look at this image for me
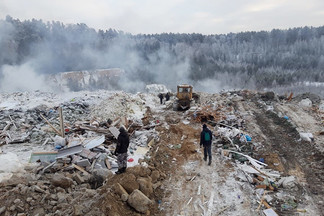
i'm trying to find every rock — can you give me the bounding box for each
[299,98,312,108]
[88,169,112,189]
[153,182,162,190]
[73,173,84,184]
[121,194,128,202]
[33,185,46,193]
[16,205,24,213]
[0,206,6,214]
[33,207,46,216]
[127,165,151,177]
[113,183,129,201]
[127,189,153,213]
[150,170,160,183]
[300,132,314,142]
[119,174,139,194]
[14,199,21,204]
[51,173,73,189]
[26,197,33,203]
[92,169,113,180]
[278,176,296,188]
[9,205,15,211]
[57,192,68,203]
[319,102,324,111]
[73,205,84,216]
[137,177,153,197]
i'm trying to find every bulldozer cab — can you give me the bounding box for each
[177,84,192,100]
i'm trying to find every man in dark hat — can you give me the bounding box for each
[200,124,213,165]
[114,126,129,174]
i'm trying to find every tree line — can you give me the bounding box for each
[0,15,323,90]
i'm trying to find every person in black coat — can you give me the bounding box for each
[114,126,129,174]
[165,92,170,101]
[158,93,163,104]
[200,124,213,165]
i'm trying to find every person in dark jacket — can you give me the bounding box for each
[158,93,163,104]
[165,92,170,101]
[114,126,129,174]
[200,124,213,165]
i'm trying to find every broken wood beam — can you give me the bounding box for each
[72,164,90,175]
[58,107,65,138]
[105,158,111,170]
[40,114,62,136]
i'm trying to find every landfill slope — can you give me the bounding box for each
[0,89,323,216]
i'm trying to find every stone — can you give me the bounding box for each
[150,170,160,183]
[121,194,128,202]
[33,185,45,193]
[73,173,84,184]
[137,177,153,197]
[14,199,21,204]
[299,98,312,108]
[51,173,73,189]
[16,205,24,213]
[127,189,153,213]
[73,205,84,216]
[113,183,129,201]
[26,197,33,203]
[0,206,6,214]
[278,176,296,188]
[119,174,139,194]
[127,165,151,177]
[32,207,46,216]
[92,169,113,180]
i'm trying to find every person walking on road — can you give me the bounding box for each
[200,124,213,165]
[114,126,129,174]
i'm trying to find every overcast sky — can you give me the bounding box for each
[1,0,324,34]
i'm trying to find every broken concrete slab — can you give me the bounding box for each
[84,135,105,150]
[57,145,83,159]
[263,208,278,216]
[51,173,74,189]
[76,159,91,167]
[109,127,120,139]
[300,132,314,142]
[127,189,153,213]
[73,173,84,184]
[79,148,97,160]
[29,152,57,163]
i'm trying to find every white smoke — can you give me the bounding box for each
[0,63,52,92]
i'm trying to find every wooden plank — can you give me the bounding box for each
[40,114,62,136]
[72,163,90,175]
[90,158,97,172]
[255,185,267,189]
[58,107,65,138]
[256,190,267,211]
[262,200,271,209]
[105,159,111,170]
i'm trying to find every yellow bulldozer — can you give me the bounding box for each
[173,84,199,110]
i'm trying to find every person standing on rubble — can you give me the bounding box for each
[114,126,129,174]
[200,124,213,165]
[158,93,163,104]
[165,92,170,101]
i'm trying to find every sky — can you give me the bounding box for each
[1,0,324,35]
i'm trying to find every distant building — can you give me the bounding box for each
[48,68,124,91]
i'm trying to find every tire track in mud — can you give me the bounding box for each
[253,108,324,212]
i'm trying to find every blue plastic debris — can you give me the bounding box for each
[259,158,265,163]
[284,116,289,120]
[55,145,62,150]
[245,135,252,142]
